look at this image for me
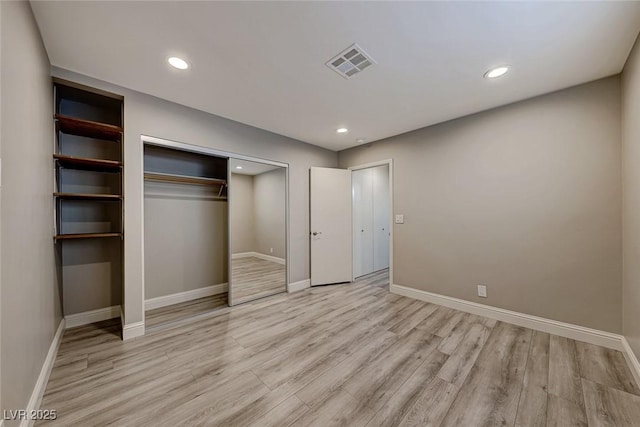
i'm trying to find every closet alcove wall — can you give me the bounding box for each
[143,144,229,319]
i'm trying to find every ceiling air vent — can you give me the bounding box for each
[326,43,376,79]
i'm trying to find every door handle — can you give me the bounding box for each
[312,231,322,236]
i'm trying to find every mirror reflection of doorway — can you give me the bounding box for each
[229,159,287,305]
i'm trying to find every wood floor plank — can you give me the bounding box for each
[575,341,640,396]
[439,322,531,427]
[342,327,442,412]
[581,377,640,426]
[365,351,449,426]
[548,335,586,409]
[396,377,459,427]
[436,321,494,386]
[546,394,588,427]
[289,388,376,427]
[296,331,399,407]
[514,330,550,427]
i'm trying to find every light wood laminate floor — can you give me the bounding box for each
[232,256,286,303]
[39,269,640,426]
[145,293,228,329]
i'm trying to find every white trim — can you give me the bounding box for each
[144,283,228,311]
[21,319,65,427]
[232,251,285,265]
[232,251,286,265]
[123,321,145,341]
[390,284,624,351]
[288,279,310,293]
[622,337,640,388]
[64,306,121,329]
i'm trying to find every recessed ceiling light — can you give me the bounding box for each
[356,138,366,144]
[235,166,243,170]
[484,66,509,79]
[337,128,349,134]
[168,56,189,70]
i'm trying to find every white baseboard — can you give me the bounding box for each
[21,319,65,427]
[622,337,640,389]
[65,305,121,329]
[390,284,624,351]
[232,251,285,265]
[288,279,310,293]
[122,321,145,341]
[144,283,228,311]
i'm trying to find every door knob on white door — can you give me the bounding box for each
[312,231,322,236]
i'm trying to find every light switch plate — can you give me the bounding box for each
[395,214,404,224]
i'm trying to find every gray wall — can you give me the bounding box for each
[253,168,286,259]
[622,36,640,360]
[230,174,256,254]
[144,183,228,300]
[51,67,338,328]
[1,0,62,419]
[339,77,622,333]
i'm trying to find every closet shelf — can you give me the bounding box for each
[54,232,122,240]
[144,172,227,187]
[54,192,123,200]
[55,114,122,141]
[54,154,122,172]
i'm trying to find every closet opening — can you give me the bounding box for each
[141,136,290,331]
[143,144,229,329]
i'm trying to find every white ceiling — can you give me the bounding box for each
[31,1,640,151]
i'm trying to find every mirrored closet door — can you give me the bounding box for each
[228,159,287,305]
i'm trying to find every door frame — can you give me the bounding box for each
[348,159,394,288]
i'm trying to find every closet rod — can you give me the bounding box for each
[144,171,226,187]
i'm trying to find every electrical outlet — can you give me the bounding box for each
[477,285,487,298]
[395,214,404,224]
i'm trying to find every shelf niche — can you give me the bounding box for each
[53,78,125,327]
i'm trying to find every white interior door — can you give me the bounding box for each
[353,168,374,278]
[373,165,390,271]
[310,167,352,286]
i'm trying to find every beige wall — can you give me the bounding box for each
[622,36,640,360]
[254,168,286,259]
[340,77,622,333]
[230,173,256,254]
[1,0,62,419]
[51,67,337,329]
[144,183,228,300]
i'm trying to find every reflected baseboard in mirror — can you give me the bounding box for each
[231,255,286,304]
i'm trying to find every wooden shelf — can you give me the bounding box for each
[55,114,122,141]
[54,192,122,200]
[54,232,122,240]
[144,172,227,187]
[54,154,122,172]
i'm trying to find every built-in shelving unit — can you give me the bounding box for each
[53,78,125,331]
[53,79,124,240]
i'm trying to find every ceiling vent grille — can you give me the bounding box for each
[326,43,376,79]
